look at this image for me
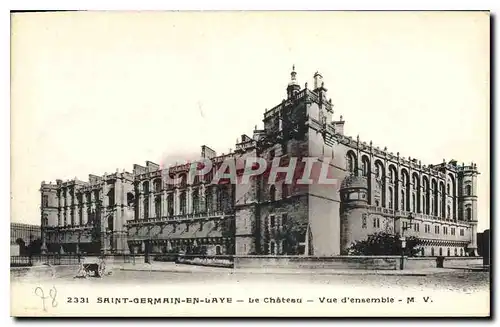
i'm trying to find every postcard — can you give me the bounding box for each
[10,11,490,317]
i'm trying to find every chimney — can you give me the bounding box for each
[313,71,323,90]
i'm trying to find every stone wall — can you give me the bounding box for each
[234,255,484,271]
[234,255,400,270]
[442,257,483,268]
[404,256,483,269]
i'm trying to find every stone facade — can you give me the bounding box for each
[40,67,480,257]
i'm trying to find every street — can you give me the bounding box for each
[11,264,489,293]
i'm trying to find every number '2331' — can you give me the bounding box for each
[67,297,89,303]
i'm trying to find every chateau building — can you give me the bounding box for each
[40,67,480,257]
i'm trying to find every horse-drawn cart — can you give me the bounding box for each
[76,257,107,278]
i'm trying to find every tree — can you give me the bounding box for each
[271,217,308,255]
[27,238,43,255]
[15,238,26,255]
[347,232,421,256]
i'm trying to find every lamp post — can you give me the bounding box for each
[399,213,414,270]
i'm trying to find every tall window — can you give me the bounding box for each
[270,185,276,202]
[270,241,276,255]
[270,215,276,228]
[155,197,161,218]
[42,195,49,207]
[432,182,438,216]
[447,205,451,219]
[465,185,472,196]
[167,193,174,217]
[362,157,370,177]
[388,187,393,209]
[107,189,115,207]
[192,189,199,213]
[154,179,162,193]
[282,184,289,199]
[179,192,186,215]
[347,152,357,175]
[143,197,149,219]
[205,188,213,213]
[466,207,472,221]
[180,174,187,188]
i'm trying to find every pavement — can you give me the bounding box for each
[116,261,460,276]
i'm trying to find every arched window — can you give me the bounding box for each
[167,193,174,217]
[440,183,446,218]
[460,248,464,256]
[439,248,443,256]
[270,185,276,202]
[179,192,186,215]
[422,177,429,215]
[432,180,438,216]
[215,245,222,255]
[466,207,472,221]
[447,205,451,219]
[346,152,357,175]
[192,189,199,213]
[362,156,370,177]
[205,188,213,213]
[447,184,450,195]
[155,196,161,218]
[412,194,416,212]
[447,248,450,256]
[454,248,458,256]
[465,185,472,196]
[143,181,150,194]
[143,196,149,219]
[154,179,162,193]
[388,187,393,209]
[180,174,187,188]
[127,192,135,207]
[431,248,435,256]
[400,190,405,211]
[375,200,380,207]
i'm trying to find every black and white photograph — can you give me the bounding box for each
[9,11,490,317]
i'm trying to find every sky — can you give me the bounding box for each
[11,11,490,231]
